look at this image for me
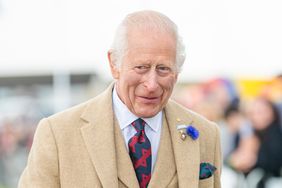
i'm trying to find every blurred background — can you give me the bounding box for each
[0,0,282,187]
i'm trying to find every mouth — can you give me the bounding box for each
[137,96,160,104]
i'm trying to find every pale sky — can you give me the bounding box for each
[0,0,282,81]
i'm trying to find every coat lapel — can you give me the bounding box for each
[165,100,200,188]
[148,113,176,188]
[80,84,119,188]
[114,118,139,188]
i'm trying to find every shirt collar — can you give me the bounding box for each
[112,86,162,132]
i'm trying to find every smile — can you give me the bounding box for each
[137,96,160,104]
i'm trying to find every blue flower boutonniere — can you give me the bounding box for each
[186,125,199,140]
[177,124,199,141]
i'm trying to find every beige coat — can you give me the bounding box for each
[18,84,222,188]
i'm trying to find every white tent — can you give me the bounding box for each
[1,0,282,81]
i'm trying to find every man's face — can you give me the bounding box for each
[109,28,178,118]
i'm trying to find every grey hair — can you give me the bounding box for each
[110,10,186,72]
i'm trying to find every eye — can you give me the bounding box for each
[134,65,150,73]
[156,65,172,76]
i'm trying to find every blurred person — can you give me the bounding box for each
[270,74,282,129]
[259,74,282,130]
[0,119,29,188]
[247,97,282,188]
[193,100,222,123]
[18,10,222,188]
[0,121,18,155]
[221,102,256,173]
[203,78,238,116]
[173,84,206,110]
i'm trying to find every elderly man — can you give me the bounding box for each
[19,10,221,188]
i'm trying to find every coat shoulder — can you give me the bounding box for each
[44,85,112,130]
[167,100,218,129]
[46,98,91,126]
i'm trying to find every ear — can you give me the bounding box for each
[174,72,178,83]
[107,50,120,79]
[175,73,178,81]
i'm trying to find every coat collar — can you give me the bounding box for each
[80,83,119,188]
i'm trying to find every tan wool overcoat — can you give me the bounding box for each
[19,84,222,188]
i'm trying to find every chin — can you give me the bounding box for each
[140,114,155,118]
[136,109,159,118]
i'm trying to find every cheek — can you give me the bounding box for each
[161,77,177,92]
[121,73,142,96]
[119,70,140,85]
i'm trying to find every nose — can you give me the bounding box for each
[143,70,159,92]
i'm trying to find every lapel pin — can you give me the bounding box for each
[177,123,199,141]
[180,130,187,140]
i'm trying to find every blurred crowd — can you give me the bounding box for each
[0,117,35,188]
[175,74,282,188]
[0,75,282,188]
[0,101,42,188]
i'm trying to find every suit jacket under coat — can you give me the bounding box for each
[18,84,222,188]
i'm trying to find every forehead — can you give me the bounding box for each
[125,27,176,63]
[126,27,177,52]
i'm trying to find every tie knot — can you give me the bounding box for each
[131,118,145,132]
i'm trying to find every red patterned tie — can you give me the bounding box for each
[128,118,152,188]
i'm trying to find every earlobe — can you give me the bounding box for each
[107,51,120,79]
